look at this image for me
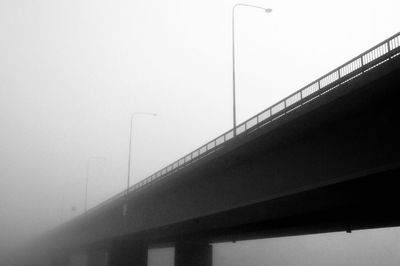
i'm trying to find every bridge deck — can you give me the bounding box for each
[89,32,400,215]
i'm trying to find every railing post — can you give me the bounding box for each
[284,100,287,114]
[387,41,392,58]
[360,55,365,73]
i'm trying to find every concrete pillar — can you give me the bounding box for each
[108,241,147,266]
[175,241,212,266]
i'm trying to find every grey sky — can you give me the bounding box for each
[0,0,399,256]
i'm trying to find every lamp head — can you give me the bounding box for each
[265,8,272,13]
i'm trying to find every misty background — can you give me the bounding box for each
[1,0,399,264]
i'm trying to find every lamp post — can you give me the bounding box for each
[126,112,157,194]
[232,4,272,136]
[85,156,106,212]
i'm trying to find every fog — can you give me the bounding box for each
[0,0,399,262]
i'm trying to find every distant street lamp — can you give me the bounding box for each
[122,112,157,217]
[126,112,157,194]
[232,4,272,136]
[85,156,106,212]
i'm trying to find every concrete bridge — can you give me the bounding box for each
[15,32,400,266]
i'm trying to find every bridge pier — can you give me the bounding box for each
[175,241,212,266]
[108,241,147,266]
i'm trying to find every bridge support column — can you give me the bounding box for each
[175,241,212,266]
[108,241,147,266]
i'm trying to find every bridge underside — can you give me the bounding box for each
[144,165,400,244]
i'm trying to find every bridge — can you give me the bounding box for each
[14,32,400,266]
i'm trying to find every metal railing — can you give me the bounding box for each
[90,32,400,213]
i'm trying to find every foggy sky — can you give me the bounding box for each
[0,0,399,256]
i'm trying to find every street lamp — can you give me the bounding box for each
[126,112,157,194]
[85,156,106,212]
[232,4,272,136]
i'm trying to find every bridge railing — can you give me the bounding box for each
[90,32,400,213]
